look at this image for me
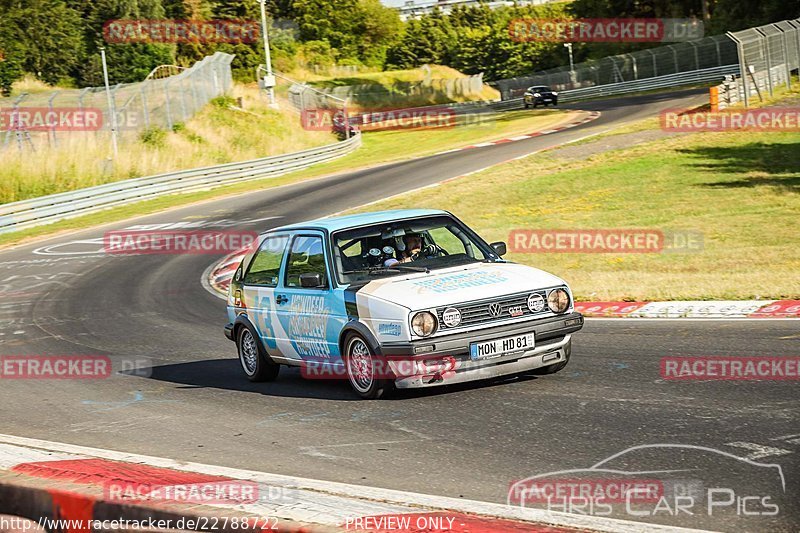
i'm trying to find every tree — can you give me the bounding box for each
[0,0,84,85]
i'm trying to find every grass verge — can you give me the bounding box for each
[1,84,336,204]
[347,129,800,301]
[0,108,575,249]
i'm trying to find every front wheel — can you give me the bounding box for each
[524,102,530,109]
[344,333,391,399]
[237,324,280,382]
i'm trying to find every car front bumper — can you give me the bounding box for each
[381,312,583,389]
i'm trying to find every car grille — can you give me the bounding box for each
[435,289,552,330]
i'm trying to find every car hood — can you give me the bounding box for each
[356,261,566,310]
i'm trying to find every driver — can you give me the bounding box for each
[383,233,431,267]
[399,233,424,262]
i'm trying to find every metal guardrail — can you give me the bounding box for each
[0,134,362,235]
[490,65,740,110]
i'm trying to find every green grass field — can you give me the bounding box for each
[0,107,573,248]
[348,130,800,301]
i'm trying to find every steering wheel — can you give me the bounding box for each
[412,244,447,260]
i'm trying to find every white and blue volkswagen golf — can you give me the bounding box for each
[224,209,583,399]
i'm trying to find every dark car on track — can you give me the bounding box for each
[524,86,558,108]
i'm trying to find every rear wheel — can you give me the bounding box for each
[344,333,391,399]
[237,324,280,382]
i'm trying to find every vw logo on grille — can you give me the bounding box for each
[488,302,502,317]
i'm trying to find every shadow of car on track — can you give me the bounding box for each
[133,358,547,401]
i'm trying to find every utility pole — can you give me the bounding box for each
[564,42,575,88]
[259,0,278,109]
[100,47,119,158]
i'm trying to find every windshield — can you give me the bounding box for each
[333,215,495,284]
[530,86,552,92]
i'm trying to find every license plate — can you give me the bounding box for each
[470,332,535,360]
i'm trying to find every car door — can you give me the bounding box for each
[240,233,290,358]
[273,233,345,364]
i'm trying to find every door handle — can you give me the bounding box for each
[276,294,288,305]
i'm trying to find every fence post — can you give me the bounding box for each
[777,24,792,89]
[668,45,680,74]
[48,91,59,148]
[140,80,151,129]
[755,28,774,96]
[179,77,189,120]
[164,78,174,131]
[727,32,748,107]
[690,41,700,70]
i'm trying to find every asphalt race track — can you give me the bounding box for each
[1,90,797,532]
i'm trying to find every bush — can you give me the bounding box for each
[139,127,167,148]
[211,95,236,108]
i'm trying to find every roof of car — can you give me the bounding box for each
[268,209,451,233]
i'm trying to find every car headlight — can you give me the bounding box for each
[411,311,438,337]
[552,91,559,96]
[533,92,541,97]
[547,288,570,314]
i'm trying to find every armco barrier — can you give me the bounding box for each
[0,134,361,235]
[494,64,740,111]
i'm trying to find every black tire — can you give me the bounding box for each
[343,333,391,399]
[237,323,280,382]
[529,341,571,375]
[524,102,530,109]
[532,101,538,108]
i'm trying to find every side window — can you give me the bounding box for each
[243,235,288,286]
[285,235,328,288]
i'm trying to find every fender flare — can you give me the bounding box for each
[232,313,258,343]
[339,320,383,357]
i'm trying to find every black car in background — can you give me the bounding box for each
[524,86,558,108]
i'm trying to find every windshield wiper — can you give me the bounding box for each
[343,264,429,276]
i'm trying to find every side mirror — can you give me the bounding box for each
[299,273,325,288]
[490,241,507,257]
